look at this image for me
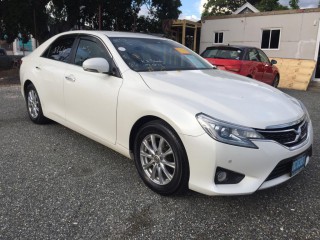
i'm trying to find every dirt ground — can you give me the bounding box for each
[0,69,20,85]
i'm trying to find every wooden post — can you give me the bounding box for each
[182,20,186,46]
[193,26,197,52]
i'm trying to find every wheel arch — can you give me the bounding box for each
[128,115,190,160]
[23,80,33,97]
[130,115,190,195]
[129,115,170,154]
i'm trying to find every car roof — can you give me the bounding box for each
[59,30,163,39]
[205,45,254,50]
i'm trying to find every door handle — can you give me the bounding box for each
[35,66,41,70]
[65,75,76,82]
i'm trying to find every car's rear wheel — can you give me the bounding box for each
[133,120,189,195]
[25,84,48,124]
[272,75,280,88]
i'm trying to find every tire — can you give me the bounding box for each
[25,84,49,124]
[133,120,189,195]
[272,75,280,88]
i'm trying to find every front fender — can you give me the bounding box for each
[116,72,205,150]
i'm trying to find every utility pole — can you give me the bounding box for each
[33,7,37,47]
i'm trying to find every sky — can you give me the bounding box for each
[179,0,319,21]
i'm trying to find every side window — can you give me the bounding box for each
[261,29,280,49]
[214,32,223,44]
[42,37,75,63]
[74,39,110,66]
[258,49,270,64]
[248,49,260,62]
[257,49,270,64]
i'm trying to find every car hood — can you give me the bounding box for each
[139,69,304,129]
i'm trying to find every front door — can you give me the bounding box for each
[257,49,274,85]
[64,36,123,144]
[246,48,264,81]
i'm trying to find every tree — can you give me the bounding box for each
[289,0,299,9]
[144,0,182,32]
[0,0,49,44]
[202,0,289,17]
[202,0,260,17]
[0,0,182,44]
[203,0,246,16]
[256,0,288,12]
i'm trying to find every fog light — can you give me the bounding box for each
[216,171,227,182]
[214,167,245,184]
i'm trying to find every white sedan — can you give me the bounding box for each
[20,31,313,196]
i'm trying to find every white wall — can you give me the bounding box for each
[13,37,36,56]
[200,11,320,60]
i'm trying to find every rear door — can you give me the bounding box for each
[37,35,77,120]
[64,35,123,144]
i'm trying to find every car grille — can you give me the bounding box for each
[256,119,308,148]
[265,146,312,181]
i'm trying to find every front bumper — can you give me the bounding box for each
[181,121,313,196]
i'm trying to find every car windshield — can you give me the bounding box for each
[109,37,213,72]
[201,47,242,60]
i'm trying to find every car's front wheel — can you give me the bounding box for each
[25,84,48,124]
[272,75,280,88]
[133,120,189,195]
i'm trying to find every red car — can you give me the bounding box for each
[201,45,280,87]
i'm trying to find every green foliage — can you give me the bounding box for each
[0,0,49,43]
[202,0,289,17]
[289,0,299,9]
[202,0,248,17]
[0,0,181,43]
[255,0,288,12]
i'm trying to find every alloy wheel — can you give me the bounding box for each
[27,90,40,119]
[139,134,176,185]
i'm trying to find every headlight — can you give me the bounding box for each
[196,113,264,149]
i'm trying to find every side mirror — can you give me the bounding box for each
[83,57,110,73]
[271,59,277,65]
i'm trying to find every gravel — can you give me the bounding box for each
[0,84,319,239]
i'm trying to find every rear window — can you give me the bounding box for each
[201,48,242,60]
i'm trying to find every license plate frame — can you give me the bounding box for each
[291,155,306,177]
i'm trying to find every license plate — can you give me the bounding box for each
[291,155,306,176]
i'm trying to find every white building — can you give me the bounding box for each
[200,7,320,80]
